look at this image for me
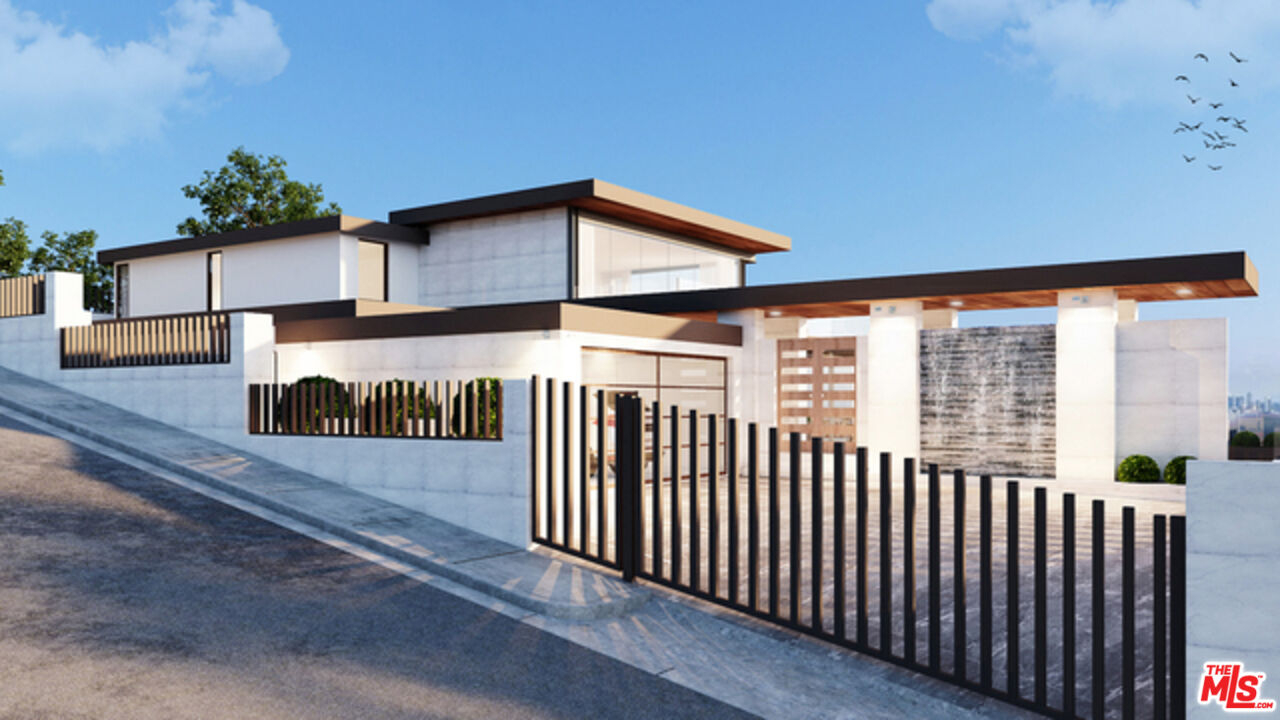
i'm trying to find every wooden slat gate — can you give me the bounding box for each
[777,337,857,443]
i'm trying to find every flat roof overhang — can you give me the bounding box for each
[576,251,1259,318]
[98,215,427,265]
[388,179,791,256]
[272,301,742,347]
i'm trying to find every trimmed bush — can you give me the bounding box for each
[450,378,502,437]
[1231,430,1262,448]
[1163,455,1195,485]
[1265,431,1278,448]
[367,379,436,436]
[1117,454,1160,483]
[276,375,352,433]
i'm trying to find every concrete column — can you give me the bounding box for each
[866,300,922,466]
[1186,461,1280,717]
[1055,289,1117,482]
[718,309,774,428]
[44,271,92,329]
[922,308,958,329]
[1117,299,1139,324]
[238,312,277,385]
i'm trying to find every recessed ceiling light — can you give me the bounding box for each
[949,300,964,308]
[768,310,783,317]
[1175,287,1194,297]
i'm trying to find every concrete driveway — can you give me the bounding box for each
[0,412,755,720]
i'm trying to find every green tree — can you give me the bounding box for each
[0,217,30,277]
[28,229,113,313]
[178,147,341,236]
[0,170,31,277]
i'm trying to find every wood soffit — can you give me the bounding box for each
[577,251,1260,318]
[388,179,791,255]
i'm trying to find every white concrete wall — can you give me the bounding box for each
[336,234,420,304]
[125,250,207,316]
[125,233,345,316]
[56,313,273,440]
[866,301,922,465]
[235,382,531,546]
[0,272,93,378]
[1056,290,1118,482]
[121,231,424,315]
[1186,460,1280,716]
[419,208,568,308]
[719,309,774,428]
[1117,319,1227,468]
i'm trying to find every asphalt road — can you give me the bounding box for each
[0,412,756,720]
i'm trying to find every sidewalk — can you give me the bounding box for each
[0,366,1037,719]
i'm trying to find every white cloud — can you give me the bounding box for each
[0,0,289,153]
[927,0,1280,107]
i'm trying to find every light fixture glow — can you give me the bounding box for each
[768,310,783,317]
[948,299,964,308]
[1175,287,1194,297]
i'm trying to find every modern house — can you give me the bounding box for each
[93,178,1258,486]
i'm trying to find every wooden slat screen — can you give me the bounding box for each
[777,336,857,443]
[0,275,46,318]
[247,378,503,440]
[60,312,231,368]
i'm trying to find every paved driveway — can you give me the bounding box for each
[0,413,755,720]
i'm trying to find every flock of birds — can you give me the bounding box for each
[1173,51,1250,171]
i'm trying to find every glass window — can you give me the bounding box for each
[358,240,387,301]
[207,251,222,311]
[577,216,744,298]
[115,263,129,318]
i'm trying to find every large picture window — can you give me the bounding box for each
[576,215,743,298]
[115,263,129,318]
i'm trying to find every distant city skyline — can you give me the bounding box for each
[0,1,1276,395]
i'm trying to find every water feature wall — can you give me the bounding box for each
[919,325,1056,477]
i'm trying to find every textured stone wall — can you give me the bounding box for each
[920,325,1056,477]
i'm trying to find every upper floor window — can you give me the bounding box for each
[358,240,387,301]
[207,251,222,311]
[115,263,130,318]
[576,216,743,298]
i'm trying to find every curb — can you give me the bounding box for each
[0,393,648,621]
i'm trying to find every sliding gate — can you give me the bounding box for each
[530,377,1187,720]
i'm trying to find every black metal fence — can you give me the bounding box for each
[531,378,1187,720]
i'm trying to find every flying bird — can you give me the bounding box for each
[1188,95,1201,104]
[1194,53,1209,62]
[1230,52,1247,63]
[1210,102,1224,109]
[1208,165,1222,171]
[1202,131,1216,140]
[1232,121,1248,133]
[1175,75,1190,82]
[1217,116,1232,122]
[1204,140,1212,148]
[1183,155,1195,162]
[1214,131,1229,141]
[1230,78,1239,87]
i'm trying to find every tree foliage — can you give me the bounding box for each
[28,229,114,312]
[178,147,341,236]
[0,168,112,312]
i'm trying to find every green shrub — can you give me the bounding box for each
[1231,430,1262,448]
[1265,432,1278,448]
[366,379,436,437]
[450,378,502,437]
[1163,455,1195,485]
[1116,454,1160,483]
[276,375,352,433]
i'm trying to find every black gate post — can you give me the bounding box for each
[616,394,643,582]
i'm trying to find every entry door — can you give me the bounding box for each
[777,337,857,443]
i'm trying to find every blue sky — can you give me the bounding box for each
[1,0,1276,396]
